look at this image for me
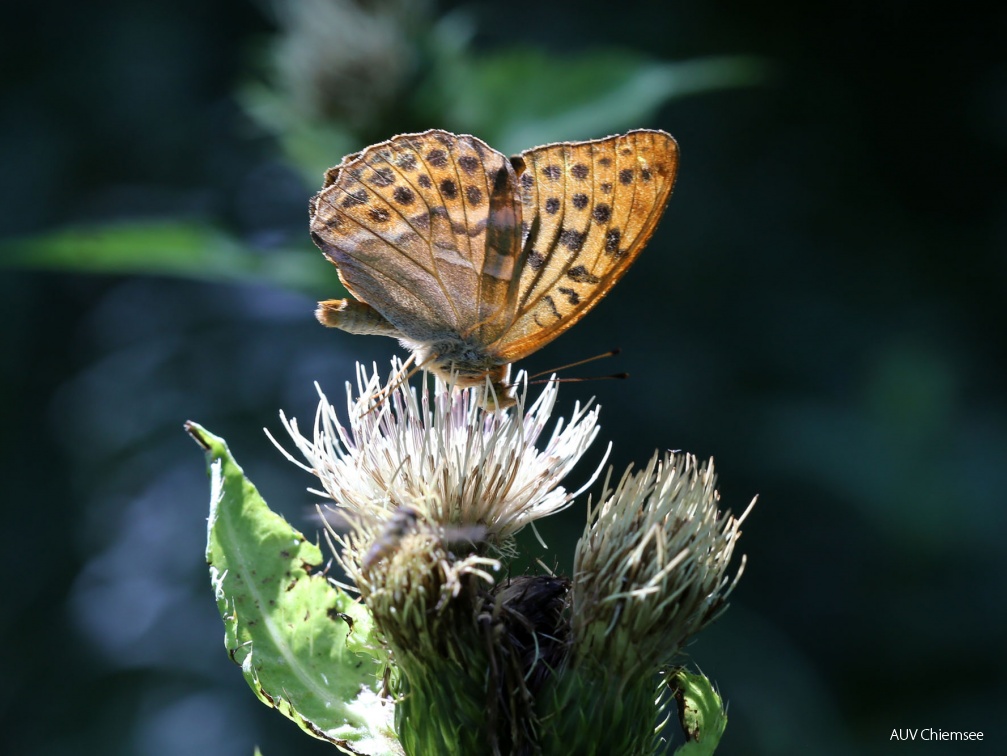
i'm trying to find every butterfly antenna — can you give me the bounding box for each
[528,372,629,385]
[527,348,621,380]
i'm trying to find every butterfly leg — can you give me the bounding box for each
[479,364,517,410]
[316,299,404,338]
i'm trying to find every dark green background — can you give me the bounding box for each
[2,1,1004,754]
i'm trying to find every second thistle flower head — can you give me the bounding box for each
[273,360,606,573]
[572,453,755,677]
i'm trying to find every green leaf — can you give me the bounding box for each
[425,46,769,153]
[1,220,340,296]
[186,421,401,756]
[670,669,728,755]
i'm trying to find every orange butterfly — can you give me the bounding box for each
[309,129,678,407]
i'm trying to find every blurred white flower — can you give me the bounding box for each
[269,0,430,127]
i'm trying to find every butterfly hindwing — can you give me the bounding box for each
[309,130,522,344]
[492,130,678,362]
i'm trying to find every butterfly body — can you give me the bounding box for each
[315,298,514,389]
[310,129,678,406]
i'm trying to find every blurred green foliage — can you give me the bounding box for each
[3,2,762,290]
[3,221,326,293]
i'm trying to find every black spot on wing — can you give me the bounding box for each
[341,189,368,208]
[369,167,394,187]
[567,265,601,284]
[543,294,561,319]
[440,179,458,199]
[604,228,622,255]
[393,186,415,205]
[558,286,581,305]
[592,204,611,223]
[560,228,586,253]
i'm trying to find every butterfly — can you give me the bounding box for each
[308,129,678,407]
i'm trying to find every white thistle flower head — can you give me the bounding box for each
[572,452,755,676]
[270,359,606,572]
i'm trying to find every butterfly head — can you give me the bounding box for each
[406,337,517,409]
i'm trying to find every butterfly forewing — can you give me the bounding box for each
[310,130,522,344]
[492,130,678,362]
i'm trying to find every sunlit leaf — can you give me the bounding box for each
[187,422,401,756]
